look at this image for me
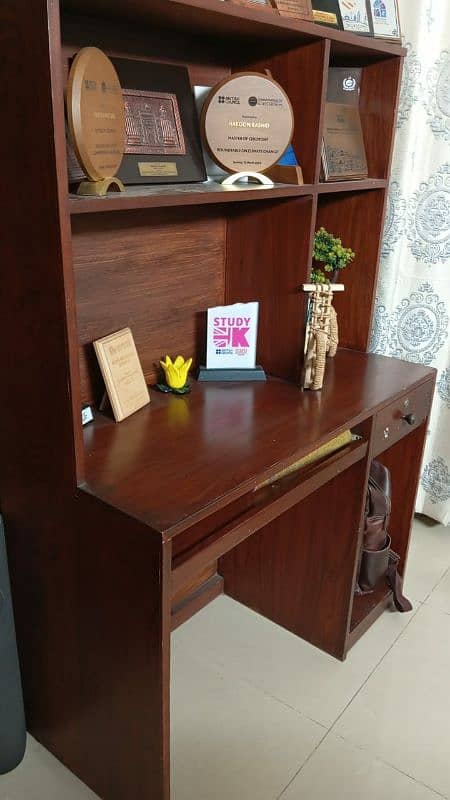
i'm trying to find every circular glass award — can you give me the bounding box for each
[66,47,125,182]
[201,72,294,174]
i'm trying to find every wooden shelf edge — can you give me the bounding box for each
[317,178,387,194]
[68,178,388,215]
[62,0,406,58]
[68,181,314,214]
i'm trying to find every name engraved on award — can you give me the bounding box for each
[123,90,186,155]
[67,47,125,181]
[138,162,178,177]
[313,9,338,23]
[273,0,313,20]
[201,72,294,174]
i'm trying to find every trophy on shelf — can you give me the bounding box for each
[199,71,301,186]
[66,47,126,196]
[321,67,368,182]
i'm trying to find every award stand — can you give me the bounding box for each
[265,164,304,185]
[198,365,266,382]
[77,177,125,197]
[221,171,274,187]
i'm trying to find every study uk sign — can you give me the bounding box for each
[206,302,259,370]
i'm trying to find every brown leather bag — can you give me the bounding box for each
[358,461,412,613]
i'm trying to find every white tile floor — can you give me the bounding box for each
[2,515,450,800]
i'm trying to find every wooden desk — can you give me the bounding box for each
[1,2,433,798]
[64,349,434,799]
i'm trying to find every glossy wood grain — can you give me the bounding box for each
[61,0,405,58]
[220,458,367,659]
[82,350,433,535]
[226,197,313,382]
[317,189,386,351]
[244,40,329,185]
[359,57,403,179]
[376,422,430,574]
[72,207,225,403]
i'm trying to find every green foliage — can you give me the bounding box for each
[311,227,355,284]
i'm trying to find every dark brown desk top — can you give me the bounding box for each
[81,350,434,536]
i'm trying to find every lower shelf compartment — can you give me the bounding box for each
[348,581,393,650]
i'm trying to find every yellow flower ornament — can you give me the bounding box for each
[159,355,192,393]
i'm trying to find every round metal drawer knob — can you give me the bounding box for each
[403,413,417,426]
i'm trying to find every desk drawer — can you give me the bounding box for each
[372,381,433,456]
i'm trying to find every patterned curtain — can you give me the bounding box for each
[370,0,450,524]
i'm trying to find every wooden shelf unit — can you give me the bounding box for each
[1,2,434,799]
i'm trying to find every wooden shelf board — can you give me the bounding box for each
[317,178,387,195]
[68,180,314,214]
[68,178,388,215]
[80,350,433,538]
[61,0,406,58]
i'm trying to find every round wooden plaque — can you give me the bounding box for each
[67,47,125,182]
[201,72,294,174]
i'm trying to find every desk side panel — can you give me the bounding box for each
[7,490,171,800]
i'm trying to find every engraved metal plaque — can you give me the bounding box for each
[138,162,178,177]
[123,90,186,156]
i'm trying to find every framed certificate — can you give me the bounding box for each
[367,0,401,41]
[338,0,372,34]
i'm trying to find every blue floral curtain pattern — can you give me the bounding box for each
[371,0,450,524]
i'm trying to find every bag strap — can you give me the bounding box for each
[387,550,412,613]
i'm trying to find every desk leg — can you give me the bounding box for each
[220,460,367,660]
[77,498,173,800]
[9,492,172,800]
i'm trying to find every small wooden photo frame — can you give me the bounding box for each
[94,328,150,422]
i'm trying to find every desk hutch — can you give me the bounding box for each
[1,1,435,798]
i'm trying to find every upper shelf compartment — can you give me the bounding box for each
[61,0,405,60]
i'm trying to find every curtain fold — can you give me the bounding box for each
[370,0,450,524]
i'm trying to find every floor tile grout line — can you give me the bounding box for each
[175,643,329,728]
[418,564,450,604]
[327,601,423,737]
[276,726,331,800]
[330,732,449,799]
[275,605,424,799]
[375,751,449,799]
[177,603,425,733]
